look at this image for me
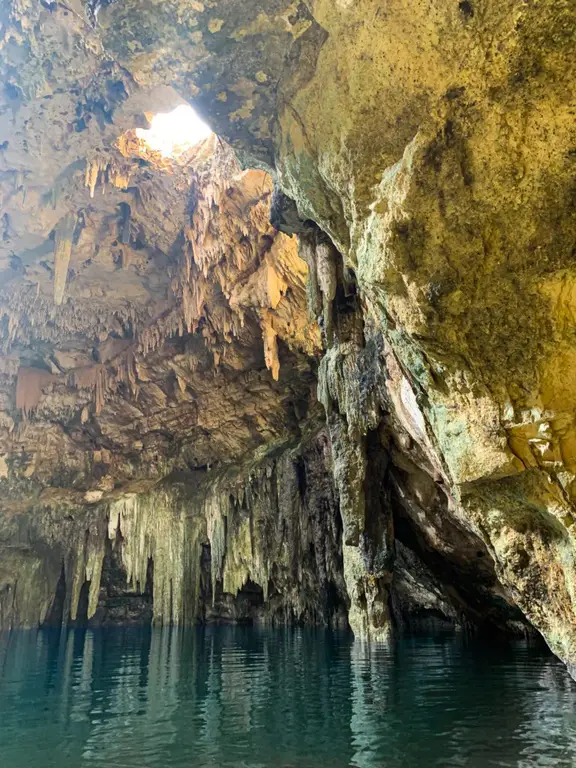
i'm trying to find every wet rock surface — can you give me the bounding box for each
[0,0,574,671]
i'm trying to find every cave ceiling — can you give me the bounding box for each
[0,0,326,510]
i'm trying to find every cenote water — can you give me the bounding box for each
[0,628,575,767]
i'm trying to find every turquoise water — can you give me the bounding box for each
[0,628,575,767]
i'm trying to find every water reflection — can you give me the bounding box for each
[0,627,575,767]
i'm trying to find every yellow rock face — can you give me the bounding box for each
[272,0,576,665]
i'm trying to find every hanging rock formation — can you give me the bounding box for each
[1,0,575,673]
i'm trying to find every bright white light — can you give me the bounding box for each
[136,104,212,157]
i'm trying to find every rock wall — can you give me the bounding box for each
[0,429,529,639]
[0,433,349,630]
[269,0,576,668]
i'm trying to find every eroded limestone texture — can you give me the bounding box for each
[1,429,526,637]
[0,0,574,671]
[0,434,349,630]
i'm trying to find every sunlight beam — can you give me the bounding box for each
[136,104,212,157]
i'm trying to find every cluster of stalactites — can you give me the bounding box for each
[15,366,54,416]
[0,285,140,356]
[200,453,339,620]
[85,156,131,199]
[67,512,107,622]
[71,347,139,415]
[203,489,228,601]
[299,229,338,343]
[11,345,140,421]
[71,364,108,415]
[197,481,269,603]
[53,213,76,305]
[46,155,132,305]
[110,495,180,624]
[108,492,202,625]
[218,477,272,601]
[23,437,341,630]
[306,224,394,640]
[5,144,312,427]
[177,147,303,380]
[107,456,320,622]
[105,480,273,625]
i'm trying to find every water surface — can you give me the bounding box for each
[0,627,575,767]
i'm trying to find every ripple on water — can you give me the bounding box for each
[0,627,575,767]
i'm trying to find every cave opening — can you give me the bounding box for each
[135,104,213,157]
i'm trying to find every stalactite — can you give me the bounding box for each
[203,489,228,603]
[182,273,207,334]
[116,348,139,399]
[119,202,131,245]
[85,158,104,198]
[265,261,287,309]
[94,365,106,414]
[316,240,337,343]
[108,162,131,191]
[315,241,337,302]
[71,364,107,414]
[261,313,280,381]
[68,519,106,622]
[298,231,322,319]
[53,213,76,305]
[85,160,98,199]
[15,367,54,416]
[109,492,197,625]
